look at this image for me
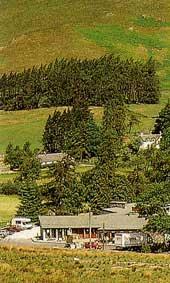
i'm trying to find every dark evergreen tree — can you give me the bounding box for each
[17,180,41,222]
[4,143,14,167]
[0,55,160,111]
[43,95,100,160]
[153,101,170,133]
[86,116,101,158]
[43,157,85,214]
[4,142,37,170]
[4,145,22,170]
[160,127,170,151]
[17,155,41,182]
[82,164,114,213]
[98,97,127,166]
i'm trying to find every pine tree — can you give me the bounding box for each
[43,157,84,214]
[17,155,41,182]
[160,127,170,151]
[0,55,160,111]
[43,111,64,153]
[153,101,170,133]
[4,143,14,167]
[86,116,101,158]
[17,181,41,222]
[98,97,127,166]
[82,164,115,213]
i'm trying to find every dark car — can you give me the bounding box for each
[0,229,10,238]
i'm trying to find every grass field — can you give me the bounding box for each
[0,195,19,225]
[0,246,169,282]
[0,91,169,153]
[0,1,169,88]
[0,173,17,184]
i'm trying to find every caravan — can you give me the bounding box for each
[11,217,33,230]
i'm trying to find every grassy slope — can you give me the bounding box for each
[0,173,16,184]
[0,1,169,152]
[0,0,169,88]
[0,90,169,153]
[0,195,19,225]
[0,247,170,282]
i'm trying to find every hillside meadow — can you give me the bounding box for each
[0,0,170,88]
[0,246,170,283]
[0,195,19,227]
[0,91,169,153]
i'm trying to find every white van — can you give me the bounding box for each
[11,217,33,229]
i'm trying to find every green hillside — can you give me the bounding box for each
[0,195,19,225]
[0,0,170,88]
[0,1,170,153]
[0,90,169,153]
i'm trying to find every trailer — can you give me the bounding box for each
[114,232,147,250]
[11,217,33,230]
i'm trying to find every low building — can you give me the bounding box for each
[39,211,146,243]
[101,202,137,215]
[139,132,162,150]
[164,204,170,216]
[37,153,67,166]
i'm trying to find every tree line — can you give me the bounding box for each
[0,55,160,111]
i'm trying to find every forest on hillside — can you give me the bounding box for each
[0,55,160,110]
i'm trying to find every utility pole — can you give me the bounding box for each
[102,222,105,250]
[89,207,92,249]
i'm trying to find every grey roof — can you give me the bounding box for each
[96,214,146,230]
[38,153,66,163]
[102,203,136,215]
[39,213,146,231]
[39,214,99,229]
[140,133,162,142]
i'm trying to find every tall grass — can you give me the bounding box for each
[0,246,169,282]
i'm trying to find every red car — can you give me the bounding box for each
[85,241,102,249]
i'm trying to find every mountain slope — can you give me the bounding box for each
[0,0,170,88]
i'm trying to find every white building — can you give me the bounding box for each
[139,132,162,150]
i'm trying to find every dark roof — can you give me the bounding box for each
[39,213,146,231]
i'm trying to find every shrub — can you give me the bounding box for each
[0,181,19,195]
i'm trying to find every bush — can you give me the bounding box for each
[141,244,151,253]
[0,181,19,195]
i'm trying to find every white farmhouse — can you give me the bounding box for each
[139,132,162,150]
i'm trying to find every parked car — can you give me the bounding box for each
[85,241,102,249]
[0,229,10,238]
[6,226,22,233]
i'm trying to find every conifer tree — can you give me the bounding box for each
[0,55,160,110]
[98,96,127,166]
[17,180,41,222]
[15,145,41,222]
[82,164,114,213]
[153,101,170,133]
[43,157,84,214]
